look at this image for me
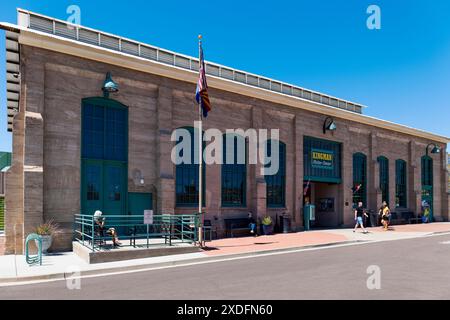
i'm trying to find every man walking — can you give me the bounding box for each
[353,202,369,233]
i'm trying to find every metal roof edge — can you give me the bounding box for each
[1,22,449,144]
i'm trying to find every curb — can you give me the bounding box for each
[3,229,449,285]
[431,231,450,236]
[0,239,365,285]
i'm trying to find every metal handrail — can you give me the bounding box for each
[73,213,200,252]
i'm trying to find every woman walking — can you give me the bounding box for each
[379,201,391,231]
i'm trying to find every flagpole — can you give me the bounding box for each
[198,34,203,247]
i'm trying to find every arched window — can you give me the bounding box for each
[175,127,205,207]
[265,140,286,207]
[353,152,367,207]
[221,134,246,207]
[377,156,389,205]
[421,155,433,210]
[395,159,407,208]
[421,156,433,187]
[81,97,128,216]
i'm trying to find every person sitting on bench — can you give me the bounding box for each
[94,210,122,247]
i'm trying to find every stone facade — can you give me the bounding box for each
[4,45,449,254]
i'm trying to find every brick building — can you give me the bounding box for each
[447,154,450,191]
[1,9,449,254]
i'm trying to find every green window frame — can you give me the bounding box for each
[353,152,367,207]
[175,127,205,207]
[421,156,433,187]
[82,98,127,162]
[81,97,128,216]
[377,156,389,205]
[265,140,286,208]
[395,159,407,208]
[221,134,246,207]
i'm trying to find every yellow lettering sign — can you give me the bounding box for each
[312,152,333,161]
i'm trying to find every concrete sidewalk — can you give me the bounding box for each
[1,222,449,285]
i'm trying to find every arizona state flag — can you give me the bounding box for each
[195,43,212,117]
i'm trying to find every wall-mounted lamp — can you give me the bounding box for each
[132,169,145,186]
[323,116,337,134]
[102,72,119,98]
[425,143,441,157]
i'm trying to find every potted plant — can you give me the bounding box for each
[261,216,273,235]
[35,219,59,254]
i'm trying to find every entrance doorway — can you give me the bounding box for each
[421,186,433,222]
[421,156,433,222]
[81,160,127,216]
[303,181,340,228]
[81,97,128,217]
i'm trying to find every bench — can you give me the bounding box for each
[409,217,423,224]
[401,211,414,223]
[128,217,173,247]
[202,219,217,241]
[224,218,252,238]
[389,211,415,225]
[83,223,108,246]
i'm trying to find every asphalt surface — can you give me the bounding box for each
[1,233,450,299]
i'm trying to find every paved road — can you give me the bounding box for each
[2,233,450,299]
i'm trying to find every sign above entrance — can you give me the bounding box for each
[311,149,334,170]
[304,136,341,183]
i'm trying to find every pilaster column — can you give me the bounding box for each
[251,107,266,222]
[341,135,353,226]
[156,86,175,214]
[368,133,378,210]
[441,145,449,221]
[21,56,45,254]
[294,116,303,228]
[4,111,25,254]
[409,141,420,214]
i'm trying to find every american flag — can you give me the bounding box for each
[195,43,212,117]
[303,180,311,196]
[352,184,362,193]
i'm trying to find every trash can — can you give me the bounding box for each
[280,214,291,233]
[369,210,378,227]
[303,205,315,231]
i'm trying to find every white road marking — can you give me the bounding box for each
[2,231,450,287]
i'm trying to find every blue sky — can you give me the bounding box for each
[0,0,449,152]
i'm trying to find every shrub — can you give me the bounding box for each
[35,219,60,236]
[262,216,273,226]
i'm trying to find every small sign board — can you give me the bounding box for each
[308,204,316,221]
[311,148,334,170]
[144,210,153,225]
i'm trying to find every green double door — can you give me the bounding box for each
[81,160,127,217]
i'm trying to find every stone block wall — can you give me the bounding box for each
[3,45,448,253]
